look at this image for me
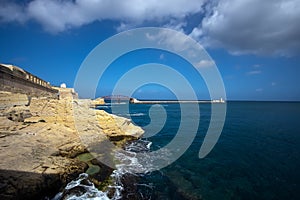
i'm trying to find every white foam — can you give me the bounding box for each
[109,102,127,105]
[53,173,110,200]
[96,105,109,109]
[126,113,145,116]
[55,140,163,200]
[146,142,152,149]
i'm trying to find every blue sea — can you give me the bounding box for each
[57,101,300,200]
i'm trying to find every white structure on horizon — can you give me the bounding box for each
[130,98,141,103]
[60,83,66,88]
[212,98,225,103]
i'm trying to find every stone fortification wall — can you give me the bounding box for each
[0,64,58,98]
[52,87,78,100]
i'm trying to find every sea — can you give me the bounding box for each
[53,101,300,200]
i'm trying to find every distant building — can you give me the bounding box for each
[60,83,67,88]
[212,98,225,103]
[130,98,141,103]
[52,86,78,100]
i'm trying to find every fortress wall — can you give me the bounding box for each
[0,64,58,98]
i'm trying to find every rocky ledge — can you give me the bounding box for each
[0,91,143,200]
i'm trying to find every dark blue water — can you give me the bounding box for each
[98,101,300,199]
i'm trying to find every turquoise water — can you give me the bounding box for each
[98,101,300,199]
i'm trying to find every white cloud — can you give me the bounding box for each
[195,60,215,68]
[1,0,300,57]
[256,88,263,92]
[189,27,203,40]
[1,0,205,33]
[27,0,85,32]
[116,22,137,32]
[0,2,28,23]
[163,20,187,33]
[197,0,300,56]
[145,29,193,52]
[247,70,261,75]
[271,82,276,86]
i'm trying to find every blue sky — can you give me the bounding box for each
[0,0,299,101]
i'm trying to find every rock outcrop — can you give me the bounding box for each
[91,97,105,106]
[97,109,144,139]
[0,90,144,200]
[0,91,29,110]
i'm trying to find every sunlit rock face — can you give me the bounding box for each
[96,109,144,138]
[0,92,29,110]
[91,97,105,106]
[73,99,144,146]
[0,89,143,199]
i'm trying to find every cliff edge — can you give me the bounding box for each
[0,90,143,200]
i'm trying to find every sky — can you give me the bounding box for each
[0,0,300,101]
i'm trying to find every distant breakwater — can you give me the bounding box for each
[132,100,212,104]
[129,98,225,104]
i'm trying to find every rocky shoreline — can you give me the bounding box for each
[0,90,144,200]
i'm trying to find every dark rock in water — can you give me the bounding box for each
[163,169,203,200]
[120,173,141,200]
[90,159,114,182]
[61,182,93,198]
[105,172,147,200]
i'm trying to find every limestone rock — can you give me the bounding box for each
[4,105,32,122]
[0,117,15,131]
[0,92,29,111]
[91,97,105,106]
[29,98,75,128]
[73,99,144,140]
[24,116,46,123]
[0,91,144,199]
[52,87,78,100]
[0,96,85,199]
[96,110,144,139]
[0,115,89,199]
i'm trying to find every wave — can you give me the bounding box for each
[53,139,156,200]
[109,102,127,105]
[126,113,145,117]
[96,105,109,109]
[52,173,110,200]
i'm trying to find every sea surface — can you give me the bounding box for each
[56,101,300,200]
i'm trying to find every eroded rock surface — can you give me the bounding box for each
[0,91,143,199]
[91,97,105,106]
[0,92,29,110]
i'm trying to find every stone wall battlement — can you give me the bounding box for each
[0,64,58,98]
